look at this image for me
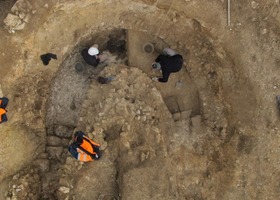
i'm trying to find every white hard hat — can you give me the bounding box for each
[88,47,99,56]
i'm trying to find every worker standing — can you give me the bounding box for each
[0,97,9,124]
[68,131,101,162]
[152,48,183,83]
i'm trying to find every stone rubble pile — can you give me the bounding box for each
[3,0,34,33]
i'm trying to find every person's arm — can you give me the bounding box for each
[94,57,100,67]
[89,56,100,67]
[158,70,170,83]
[155,55,165,62]
[68,145,79,159]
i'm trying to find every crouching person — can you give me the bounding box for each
[0,97,9,124]
[68,131,101,162]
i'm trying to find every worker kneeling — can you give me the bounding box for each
[0,97,9,124]
[68,131,101,162]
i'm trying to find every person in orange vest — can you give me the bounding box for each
[0,97,9,124]
[68,131,101,162]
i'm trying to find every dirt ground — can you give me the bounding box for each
[0,0,280,200]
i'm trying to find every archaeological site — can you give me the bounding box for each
[0,0,280,199]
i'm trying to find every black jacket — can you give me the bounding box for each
[155,54,183,83]
[81,48,100,67]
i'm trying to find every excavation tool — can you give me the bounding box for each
[228,0,231,27]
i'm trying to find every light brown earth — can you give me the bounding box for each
[0,0,280,199]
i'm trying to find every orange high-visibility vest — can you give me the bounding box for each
[0,108,7,122]
[77,136,100,162]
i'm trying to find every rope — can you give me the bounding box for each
[153,0,176,41]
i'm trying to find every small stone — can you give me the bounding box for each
[251,1,259,9]
[141,115,147,121]
[260,28,268,35]
[44,4,49,8]
[23,15,30,23]
[32,10,37,14]
[140,153,146,162]
[59,186,70,194]
[172,112,181,121]
[16,188,22,192]
[34,159,50,172]
[65,157,74,165]
[100,141,108,150]
[59,177,69,186]
[97,194,105,200]
[18,12,26,19]
[77,165,83,170]
[13,21,26,30]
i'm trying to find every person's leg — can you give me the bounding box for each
[93,146,102,159]
[0,97,8,108]
[1,113,7,123]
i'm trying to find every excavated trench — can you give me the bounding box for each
[7,25,236,199]
[1,0,280,200]
[40,28,203,199]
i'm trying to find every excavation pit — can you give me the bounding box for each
[0,0,279,200]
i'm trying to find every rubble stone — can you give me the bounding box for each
[46,147,63,160]
[47,136,62,146]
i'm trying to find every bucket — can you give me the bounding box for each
[143,42,154,54]
[75,62,84,72]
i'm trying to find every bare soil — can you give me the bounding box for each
[0,0,280,200]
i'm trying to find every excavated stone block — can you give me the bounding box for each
[47,136,62,146]
[61,138,70,147]
[181,109,192,120]
[3,13,26,30]
[53,125,73,138]
[34,159,50,173]
[163,96,180,114]
[46,146,63,160]
[191,115,202,129]
[172,112,181,121]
